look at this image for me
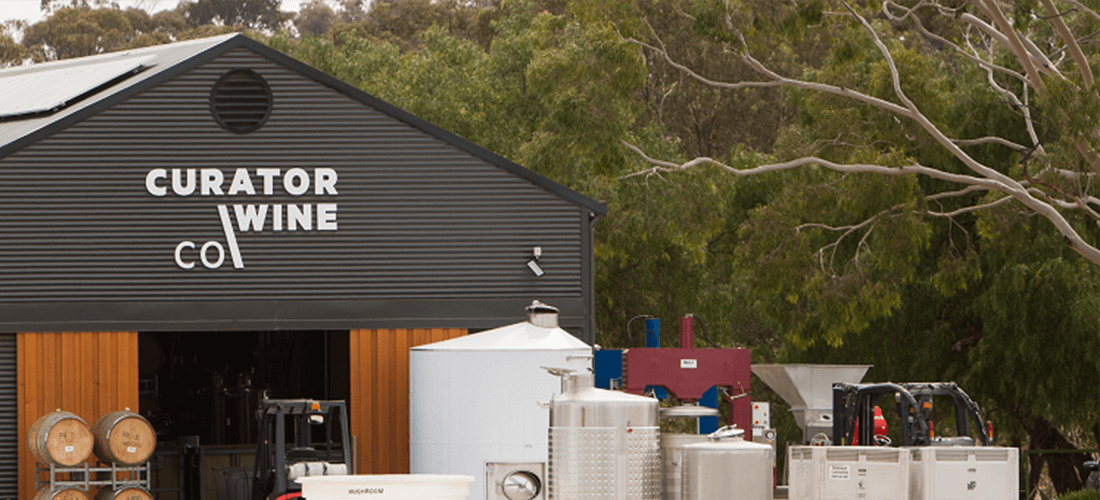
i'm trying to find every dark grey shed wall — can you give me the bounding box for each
[0,47,595,340]
[0,334,14,500]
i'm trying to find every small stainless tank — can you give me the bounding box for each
[661,433,708,500]
[681,427,774,500]
[658,405,719,500]
[546,370,660,500]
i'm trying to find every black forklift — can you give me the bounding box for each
[250,396,353,500]
[832,382,993,447]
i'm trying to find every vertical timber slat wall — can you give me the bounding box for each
[350,328,465,474]
[17,332,139,500]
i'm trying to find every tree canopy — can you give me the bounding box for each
[622,0,1099,494]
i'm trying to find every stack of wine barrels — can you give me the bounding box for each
[28,409,156,500]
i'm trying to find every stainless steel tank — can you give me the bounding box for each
[680,427,774,500]
[546,370,660,500]
[660,433,708,500]
[658,406,719,500]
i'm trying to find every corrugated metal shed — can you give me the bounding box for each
[0,34,604,340]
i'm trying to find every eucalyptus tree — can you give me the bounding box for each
[626,0,1100,266]
[620,0,1100,494]
[295,0,338,37]
[0,22,25,67]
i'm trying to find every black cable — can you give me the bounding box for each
[626,314,652,348]
[690,314,721,348]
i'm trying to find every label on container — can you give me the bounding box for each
[64,446,74,453]
[830,465,850,480]
[127,446,137,453]
[680,359,698,369]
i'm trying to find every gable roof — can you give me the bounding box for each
[0,33,606,216]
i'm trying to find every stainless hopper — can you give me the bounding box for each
[751,364,871,444]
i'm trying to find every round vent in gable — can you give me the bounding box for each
[209,69,273,134]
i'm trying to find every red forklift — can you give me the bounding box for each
[250,396,352,500]
[832,382,993,447]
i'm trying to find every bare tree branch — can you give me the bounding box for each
[882,1,1029,85]
[623,1,1100,266]
[622,142,1016,191]
[927,194,1014,217]
[926,185,990,202]
[953,137,1032,151]
[1041,0,1094,86]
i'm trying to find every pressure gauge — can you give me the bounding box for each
[501,470,541,500]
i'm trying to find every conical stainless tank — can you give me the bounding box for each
[547,370,660,500]
[751,364,871,444]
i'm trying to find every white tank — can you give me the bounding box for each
[409,301,592,500]
[680,427,774,500]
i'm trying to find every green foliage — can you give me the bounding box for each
[182,0,289,30]
[0,22,25,67]
[295,0,337,37]
[1059,490,1100,500]
[16,5,241,61]
[273,0,645,192]
[330,0,498,52]
[965,230,1100,426]
[22,7,134,60]
[596,139,782,351]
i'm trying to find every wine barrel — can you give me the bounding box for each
[93,486,153,500]
[92,410,156,466]
[28,411,94,467]
[32,486,91,500]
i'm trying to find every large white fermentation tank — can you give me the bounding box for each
[409,301,592,500]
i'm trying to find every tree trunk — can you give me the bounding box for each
[1010,405,1091,495]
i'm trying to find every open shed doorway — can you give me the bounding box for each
[138,331,351,500]
[139,331,351,446]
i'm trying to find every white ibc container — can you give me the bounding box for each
[680,428,773,500]
[908,447,1018,500]
[788,446,909,500]
[409,301,591,500]
[298,475,474,500]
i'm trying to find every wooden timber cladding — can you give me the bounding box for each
[17,332,139,500]
[350,328,465,473]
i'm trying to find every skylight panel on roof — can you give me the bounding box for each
[0,55,155,120]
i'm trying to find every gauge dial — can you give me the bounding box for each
[501,470,541,500]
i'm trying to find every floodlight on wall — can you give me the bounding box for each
[527,246,544,277]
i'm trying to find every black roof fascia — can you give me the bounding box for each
[0,34,607,217]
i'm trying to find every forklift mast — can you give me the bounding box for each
[832,382,992,447]
[252,397,352,500]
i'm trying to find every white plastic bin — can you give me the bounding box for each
[788,446,909,500]
[908,447,1019,500]
[297,475,474,500]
